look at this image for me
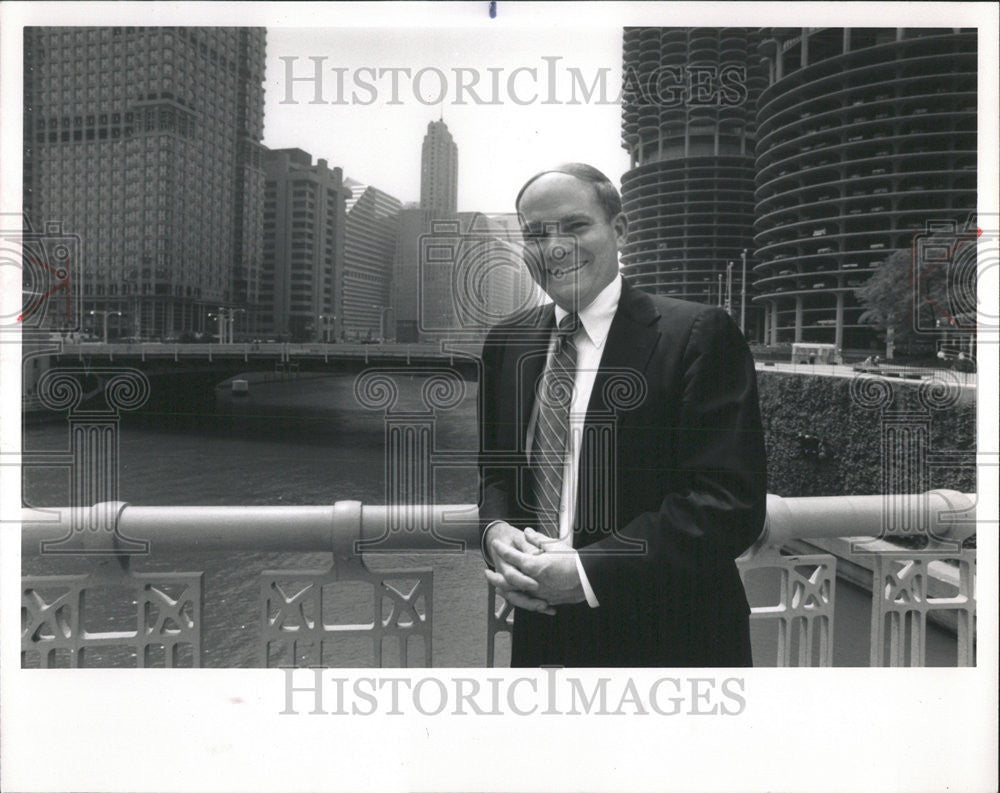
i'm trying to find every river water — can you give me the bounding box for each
[22,371,961,667]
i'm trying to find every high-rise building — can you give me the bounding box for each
[619,27,978,350]
[391,207,432,343]
[752,28,977,349]
[463,212,538,319]
[342,179,401,341]
[22,26,267,339]
[619,28,767,330]
[260,148,347,341]
[392,211,535,343]
[420,120,458,215]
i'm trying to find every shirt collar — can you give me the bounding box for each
[553,274,622,348]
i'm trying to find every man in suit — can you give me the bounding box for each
[478,163,767,667]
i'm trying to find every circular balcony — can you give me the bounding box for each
[622,156,755,304]
[752,30,975,346]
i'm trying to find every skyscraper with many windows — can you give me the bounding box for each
[22,26,266,339]
[751,28,976,349]
[619,28,766,330]
[419,119,458,215]
[260,148,347,341]
[392,211,535,343]
[342,179,401,341]
[618,27,977,350]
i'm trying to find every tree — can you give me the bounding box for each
[855,225,979,354]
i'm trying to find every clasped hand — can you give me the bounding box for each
[483,522,584,615]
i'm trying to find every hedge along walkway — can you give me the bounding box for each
[755,368,976,500]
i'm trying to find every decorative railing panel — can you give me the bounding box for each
[22,492,976,668]
[486,584,515,668]
[22,565,202,668]
[737,548,837,667]
[261,566,432,668]
[258,499,434,668]
[870,550,976,667]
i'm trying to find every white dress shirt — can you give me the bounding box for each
[525,274,623,607]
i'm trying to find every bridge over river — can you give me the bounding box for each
[24,341,482,418]
[23,339,974,420]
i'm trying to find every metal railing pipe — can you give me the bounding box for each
[21,491,974,557]
[21,502,482,556]
[360,504,481,550]
[21,505,338,554]
[756,490,976,550]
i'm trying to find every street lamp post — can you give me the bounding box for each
[208,309,226,344]
[725,261,734,315]
[740,248,748,335]
[229,308,245,344]
[319,313,337,343]
[716,274,723,307]
[88,310,122,344]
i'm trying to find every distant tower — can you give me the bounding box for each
[420,120,458,215]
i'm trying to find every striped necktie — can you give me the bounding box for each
[530,312,579,538]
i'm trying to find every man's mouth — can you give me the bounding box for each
[548,261,586,279]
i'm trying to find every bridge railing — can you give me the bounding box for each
[20,491,976,669]
[59,341,452,356]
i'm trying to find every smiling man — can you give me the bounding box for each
[478,163,767,667]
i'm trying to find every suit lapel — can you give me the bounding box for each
[504,303,554,451]
[575,282,661,544]
[585,280,661,417]
[503,285,662,540]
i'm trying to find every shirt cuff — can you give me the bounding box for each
[481,520,506,569]
[574,550,600,608]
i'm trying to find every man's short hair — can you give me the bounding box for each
[515,163,623,223]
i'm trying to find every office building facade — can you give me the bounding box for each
[391,207,432,343]
[392,211,535,343]
[23,26,266,339]
[260,148,347,341]
[342,179,401,341]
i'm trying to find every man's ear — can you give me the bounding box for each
[612,212,628,248]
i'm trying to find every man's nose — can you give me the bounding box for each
[541,237,571,267]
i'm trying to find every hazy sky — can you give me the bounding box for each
[262,27,631,212]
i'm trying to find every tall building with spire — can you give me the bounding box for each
[23,26,267,339]
[419,119,458,215]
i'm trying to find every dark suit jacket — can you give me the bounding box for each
[478,279,767,667]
